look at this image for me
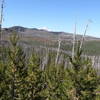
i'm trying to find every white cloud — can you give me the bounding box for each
[38,27,51,31]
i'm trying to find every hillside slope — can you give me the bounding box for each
[2,26,100,55]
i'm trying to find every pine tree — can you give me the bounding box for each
[0,60,10,100]
[8,32,28,100]
[0,44,10,99]
[41,59,73,100]
[26,52,46,100]
[67,41,100,100]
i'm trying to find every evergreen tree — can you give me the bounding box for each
[8,33,28,100]
[27,52,46,100]
[0,60,10,100]
[0,43,10,99]
[67,41,100,100]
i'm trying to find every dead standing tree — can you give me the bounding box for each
[0,0,4,61]
[72,22,76,59]
[80,20,92,49]
[0,0,4,41]
[55,37,61,65]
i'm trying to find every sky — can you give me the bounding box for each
[1,0,100,37]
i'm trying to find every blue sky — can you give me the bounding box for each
[2,0,100,37]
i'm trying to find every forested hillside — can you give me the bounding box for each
[0,33,100,100]
[2,26,100,56]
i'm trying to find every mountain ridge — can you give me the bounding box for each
[3,26,100,41]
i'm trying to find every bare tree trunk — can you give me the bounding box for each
[72,22,76,59]
[0,0,4,41]
[0,0,4,62]
[55,38,61,65]
[80,20,92,49]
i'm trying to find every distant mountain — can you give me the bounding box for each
[3,26,100,41]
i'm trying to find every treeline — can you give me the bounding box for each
[0,33,100,100]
